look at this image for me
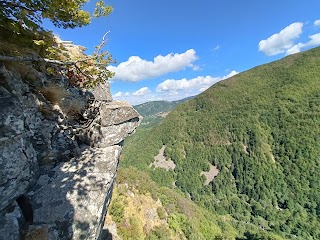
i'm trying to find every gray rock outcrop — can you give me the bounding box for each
[0,64,140,239]
[92,82,113,102]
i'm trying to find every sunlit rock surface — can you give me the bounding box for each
[0,65,140,239]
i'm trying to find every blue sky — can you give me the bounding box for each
[50,0,320,105]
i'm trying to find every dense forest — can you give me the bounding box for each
[116,47,320,239]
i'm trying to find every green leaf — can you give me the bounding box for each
[33,40,45,46]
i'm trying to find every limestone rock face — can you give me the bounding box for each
[92,82,113,102]
[30,146,121,240]
[0,68,39,212]
[77,101,140,148]
[0,64,141,239]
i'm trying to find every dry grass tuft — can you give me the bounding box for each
[38,84,69,104]
[4,61,40,85]
[61,98,86,118]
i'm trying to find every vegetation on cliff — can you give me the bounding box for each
[118,47,320,239]
[108,168,283,239]
[0,0,114,88]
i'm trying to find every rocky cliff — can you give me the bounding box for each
[0,63,141,239]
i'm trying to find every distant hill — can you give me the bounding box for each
[119,47,320,239]
[134,96,194,128]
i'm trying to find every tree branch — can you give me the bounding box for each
[0,1,45,13]
[74,64,94,80]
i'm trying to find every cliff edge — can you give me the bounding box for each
[0,62,141,239]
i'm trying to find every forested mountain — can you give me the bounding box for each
[134,97,193,128]
[116,47,320,239]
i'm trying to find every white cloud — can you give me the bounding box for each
[213,45,220,51]
[199,87,209,92]
[192,65,201,71]
[113,71,238,105]
[286,33,320,55]
[113,90,191,105]
[258,22,303,56]
[113,87,151,104]
[107,49,198,82]
[314,19,320,26]
[156,70,238,92]
[114,91,131,97]
[307,32,320,45]
[132,87,151,96]
[286,44,303,55]
[114,91,123,97]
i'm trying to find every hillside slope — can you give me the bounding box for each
[134,97,193,128]
[121,47,320,239]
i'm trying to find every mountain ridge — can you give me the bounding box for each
[133,96,194,128]
[118,46,320,239]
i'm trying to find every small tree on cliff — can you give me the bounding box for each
[0,0,114,88]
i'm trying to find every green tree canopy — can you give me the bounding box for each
[0,0,112,33]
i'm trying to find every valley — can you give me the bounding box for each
[108,47,320,239]
[133,97,193,128]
